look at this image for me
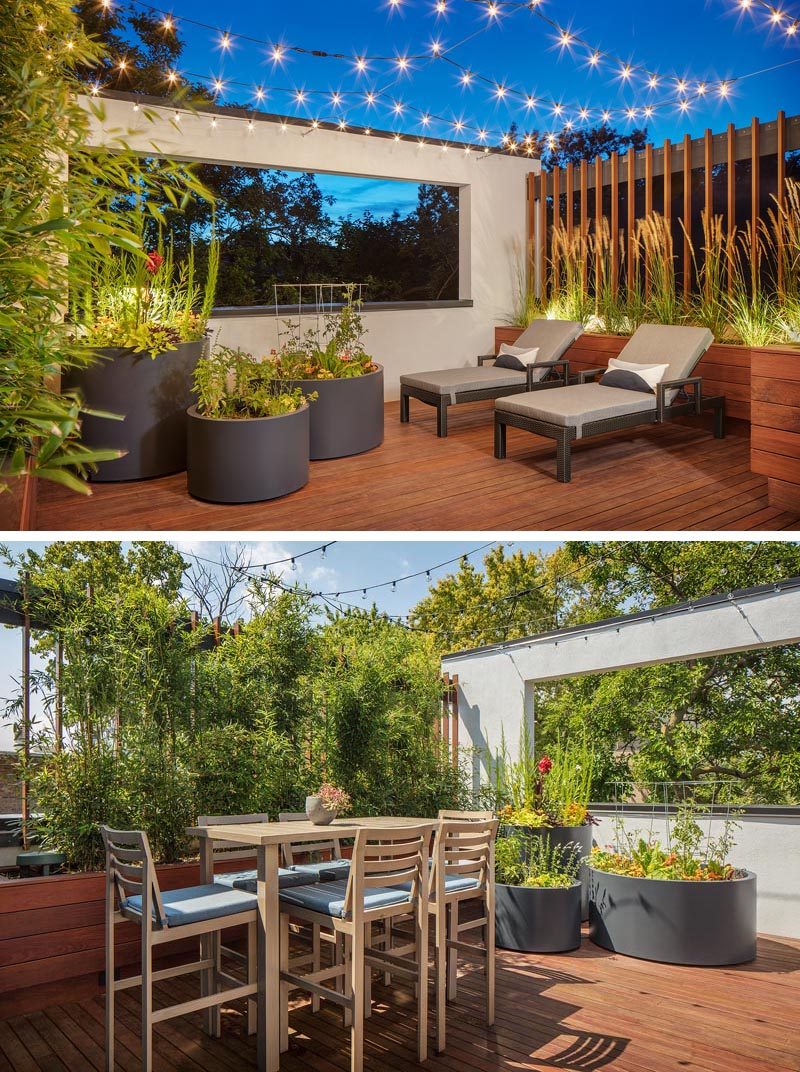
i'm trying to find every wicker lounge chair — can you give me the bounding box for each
[399,318,584,437]
[493,324,724,482]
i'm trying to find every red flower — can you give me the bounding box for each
[145,251,164,275]
[537,755,552,775]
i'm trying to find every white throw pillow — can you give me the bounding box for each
[608,356,670,391]
[497,343,548,382]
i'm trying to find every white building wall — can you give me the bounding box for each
[591,811,800,940]
[82,96,538,400]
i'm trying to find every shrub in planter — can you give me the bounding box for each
[65,238,219,481]
[187,345,314,503]
[270,286,384,459]
[588,806,757,965]
[494,832,582,953]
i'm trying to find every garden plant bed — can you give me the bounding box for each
[495,879,582,953]
[501,823,593,920]
[588,866,757,966]
[286,365,384,459]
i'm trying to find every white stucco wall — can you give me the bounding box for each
[82,95,538,400]
[442,583,800,784]
[591,811,800,939]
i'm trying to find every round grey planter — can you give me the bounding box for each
[285,365,384,459]
[500,823,593,921]
[495,880,582,953]
[305,796,336,826]
[186,404,309,504]
[588,867,757,966]
[65,340,204,481]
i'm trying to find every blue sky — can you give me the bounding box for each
[0,539,560,750]
[151,0,799,146]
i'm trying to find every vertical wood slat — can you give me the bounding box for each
[663,138,672,226]
[526,171,536,297]
[538,171,547,298]
[704,127,714,222]
[751,116,760,290]
[776,109,786,294]
[551,165,561,289]
[683,133,692,294]
[627,147,636,289]
[610,152,619,294]
[580,159,588,288]
[727,121,736,295]
[565,162,574,241]
[594,154,603,291]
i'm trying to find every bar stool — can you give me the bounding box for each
[279,810,351,881]
[101,826,259,1072]
[277,824,431,1072]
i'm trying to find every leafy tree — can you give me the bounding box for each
[503,121,649,169]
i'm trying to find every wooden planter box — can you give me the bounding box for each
[0,855,254,1019]
[0,460,37,531]
[750,348,800,514]
[495,328,753,425]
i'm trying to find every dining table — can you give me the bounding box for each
[188,815,439,1072]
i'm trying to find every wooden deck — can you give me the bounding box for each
[35,402,798,532]
[1,934,798,1072]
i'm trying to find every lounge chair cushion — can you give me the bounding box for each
[617,324,713,383]
[400,365,528,401]
[215,867,312,893]
[123,883,256,927]
[279,878,412,918]
[512,318,584,361]
[496,382,657,436]
[291,859,352,882]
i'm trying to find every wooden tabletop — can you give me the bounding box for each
[187,816,439,846]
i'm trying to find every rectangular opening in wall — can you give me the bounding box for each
[166,163,461,308]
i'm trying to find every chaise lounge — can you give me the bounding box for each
[399,319,584,437]
[493,324,724,482]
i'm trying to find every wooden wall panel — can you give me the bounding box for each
[683,133,692,294]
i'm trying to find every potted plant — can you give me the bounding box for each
[187,345,313,504]
[271,286,384,459]
[492,732,596,919]
[494,831,582,953]
[306,783,351,826]
[589,805,756,966]
[65,237,219,482]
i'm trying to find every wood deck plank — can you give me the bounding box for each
[35,403,798,532]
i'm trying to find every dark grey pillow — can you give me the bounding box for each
[599,368,655,394]
[493,351,527,372]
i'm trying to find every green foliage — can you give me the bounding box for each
[72,233,219,358]
[495,832,582,888]
[193,346,310,419]
[0,0,210,493]
[273,287,377,380]
[591,804,740,881]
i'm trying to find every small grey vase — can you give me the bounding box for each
[306,795,336,825]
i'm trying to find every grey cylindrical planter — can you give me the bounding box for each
[186,404,309,503]
[65,340,204,481]
[501,824,593,921]
[588,867,757,966]
[495,881,581,953]
[286,365,384,459]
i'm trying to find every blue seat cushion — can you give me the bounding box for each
[291,859,351,883]
[122,883,256,927]
[279,879,411,919]
[398,875,480,896]
[215,868,312,893]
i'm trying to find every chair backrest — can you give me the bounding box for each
[617,323,713,382]
[198,813,270,861]
[101,826,168,929]
[514,319,584,361]
[430,817,499,898]
[278,810,344,867]
[437,809,495,821]
[345,824,430,921]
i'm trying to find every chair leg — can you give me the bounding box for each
[494,417,507,459]
[556,433,572,483]
[141,928,152,1072]
[105,907,115,1071]
[437,401,448,437]
[486,890,495,1027]
[446,902,458,1002]
[247,921,257,1036]
[210,931,222,1037]
[280,914,290,1053]
[435,902,447,1054]
[400,390,409,424]
[343,934,353,1028]
[364,922,372,1019]
[383,919,392,985]
[311,924,321,1013]
[350,926,365,1072]
[416,907,428,1064]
